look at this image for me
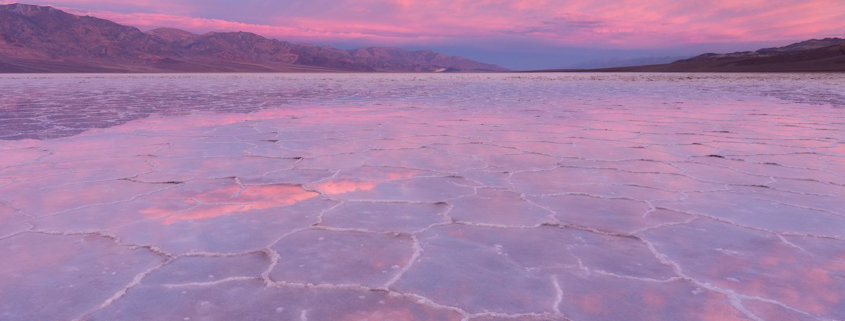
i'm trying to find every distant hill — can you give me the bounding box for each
[536,38,845,72]
[0,3,507,72]
[571,56,687,69]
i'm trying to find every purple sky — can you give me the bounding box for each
[8,0,845,69]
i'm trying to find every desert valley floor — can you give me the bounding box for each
[0,73,843,321]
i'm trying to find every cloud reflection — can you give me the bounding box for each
[143,185,317,224]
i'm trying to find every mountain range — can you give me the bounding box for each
[0,3,507,72]
[2,3,843,73]
[547,38,845,72]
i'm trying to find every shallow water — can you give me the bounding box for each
[0,73,843,321]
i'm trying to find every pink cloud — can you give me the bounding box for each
[6,0,845,48]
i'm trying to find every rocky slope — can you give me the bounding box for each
[535,38,845,72]
[0,3,506,72]
[596,38,845,72]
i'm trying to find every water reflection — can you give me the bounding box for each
[143,184,318,225]
[2,73,844,140]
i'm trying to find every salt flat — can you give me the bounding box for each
[0,73,843,321]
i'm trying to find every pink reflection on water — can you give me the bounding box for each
[312,169,419,195]
[136,174,409,225]
[314,180,377,195]
[143,184,319,224]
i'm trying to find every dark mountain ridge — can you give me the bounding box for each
[537,38,845,72]
[673,38,845,63]
[0,3,507,72]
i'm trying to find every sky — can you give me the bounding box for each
[7,0,845,69]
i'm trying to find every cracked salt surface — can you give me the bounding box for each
[0,73,843,321]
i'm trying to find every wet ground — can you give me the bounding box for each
[0,73,843,321]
